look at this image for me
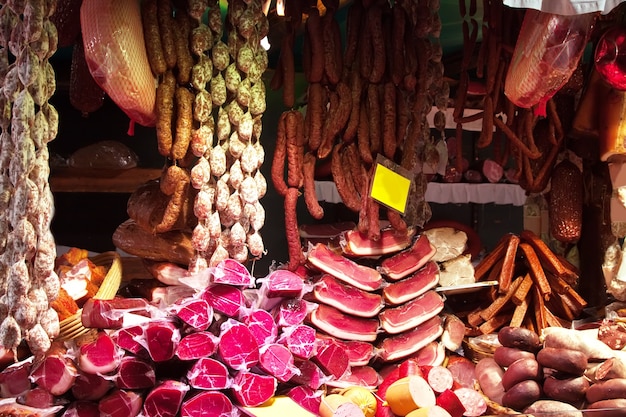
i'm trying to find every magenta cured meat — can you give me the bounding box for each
[200,283,247,317]
[288,386,322,415]
[379,234,437,281]
[176,331,219,360]
[231,371,277,407]
[142,380,189,417]
[218,319,260,371]
[261,269,305,298]
[309,304,380,342]
[242,309,278,347]
[436,389,466,417]
[307,243,384,291]
[383,261,440,305]
[180,391,235,417]
[328,338,376,367]
[341,228,415,257]
[81,297,152,329]
[76,331,123,375]
[212,258,254,287]
[186,357,231,390]
[71,371,113,401]
[291,360,327,390]
[274,298,316,327]
[144,320,180,363]
[0,357,32,398]
[112,325,145,355]
[277,324,316,360]
[379,290,445,334]
[258,343,299,382]
[312,274,384,318]
[171,297,213,331]
[333,365,382,389]
[313,340,350,379]
[98,389,143,417]
[377,315,444,362]
[115,356,156,390]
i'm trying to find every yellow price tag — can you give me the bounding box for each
[370,162,411,213]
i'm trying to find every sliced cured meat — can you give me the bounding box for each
[313,340,350,379]
[377,315,444,362]
[309,304,380,342]
[312,274,384,318]
[307,243,383,291]
[379,290,445,334]
[274,298,316,327]
[242,309,278,347]
[341,228,415,257]
[329,365,382,389]
[176,331,219,360]
[379,234,437,281]
[410,341,447,367]
[142,380,189,417]
[315,335,376,367]
[383,261,440,305]
[231,371,277,407]
[287,386,323,415]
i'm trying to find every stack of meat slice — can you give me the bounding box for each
[306,229,446,371]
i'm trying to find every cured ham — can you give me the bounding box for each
[383,261,440,305]
[312,274,384,318]
[379,234,437,281]
[80,0,157,127]
[379,290,445,334]
[377,316,444,362]
[307,243,384,291]
[309,304,380,342]
[341,228,415,257]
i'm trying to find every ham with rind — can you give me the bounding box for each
[377,315,444,362]
[312,274,384,318]
[383,261,440,305]
[379,290,445,334]
[379,234,437,281]
[341,228,415,257]
[309,304,380,342]
[307,243,383,291]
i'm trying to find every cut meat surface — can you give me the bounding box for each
[176,331,219,360]
[341,228,415,256]
[307,243,383,291]
[231,371,277,407]
[379,234,437,280]
[212,258,254,287]
[186,357,231,390]
[379,290,445,334]
[309,304,380,342]
[383,261,440,305]
[218,319,260,371]
[143,320,180,362]
[180,391,234,417]
[98,389,143,417]
[277,324,316,359]
[242,309,278,347]
[201,284,247,317]
[312,274,384,318]
[313,340,350,379]
[258,343,300,382]
[377,315,444,362]
[261,269,305,298]
[142,380,189,417]
[170,297,213,331]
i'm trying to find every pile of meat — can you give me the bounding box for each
[0,0,62,356]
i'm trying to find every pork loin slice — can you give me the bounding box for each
[180,391,234,417]
[309,304,380,342]
[212,258,254,287]
[312,274,384,318]
[383,261,440,305]
[379,290,445,334]
[231,371,277,407]
[186,357,231,390]
[409,341,447,367]
[377,315,444,362]
[341,228,415,257]
[142,380,189,417]
[258,343,300,382]
[307,243,383,291]
[241,308,278,347]
[201,283,247,317]
[176,331,219,360]
[218,319,259,371]
[379,234,437,281]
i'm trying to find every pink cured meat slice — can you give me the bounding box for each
[231,371,277,407]
[409,341,447,367]
[379,234,437,281]
[258,343,299,382]
[317,336,375,366]
[30,346,77,396]
[287,385,322,415]
[341,228,415,256]
[379,290,445,334]
[98,389,143,417]
[307,243,383,291]
[142,380,189,417]
[377,315,444,362]
[277,324,316,359]
[212,258,253,287]
[312,274,384,318]
[482,159,503,184]
[383,261,440,305]
[77,331,123,375]
[332,365,382,389]
[218,319,260,371]
[172,297,213,331]
[186,357,231,390]
[116,356,156,390]
[309,304,380,342]
[263,269,304,298]
[176,331,219,360]
[144,320,180,362]
[243,309,278,346]
[201,284,247,317]
[313,340,349,379]
[180,391,234,417]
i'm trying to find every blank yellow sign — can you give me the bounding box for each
[370,163,411,213]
